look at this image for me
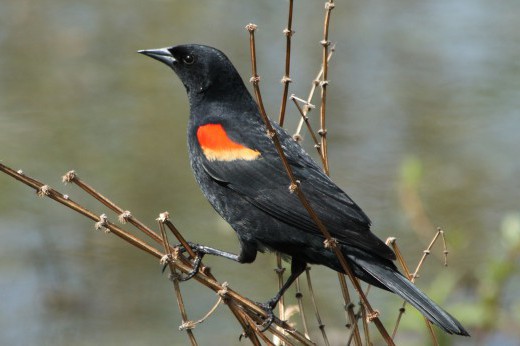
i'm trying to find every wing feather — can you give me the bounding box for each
[199,118,395,260]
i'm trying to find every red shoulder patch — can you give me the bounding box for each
[196,123,260,161]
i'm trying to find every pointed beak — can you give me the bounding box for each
[138,47,176,67]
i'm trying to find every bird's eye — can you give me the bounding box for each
[182,54,195,65]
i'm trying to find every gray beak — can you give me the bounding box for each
[138,47,176,67]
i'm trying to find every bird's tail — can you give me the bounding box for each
[355,256,469,336]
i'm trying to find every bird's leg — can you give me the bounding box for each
[256,259,307,331]
[192,243,242,262]
[172,241,240,261]
[168,241,256,280]
[191,238,258,263]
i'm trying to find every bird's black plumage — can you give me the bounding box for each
[139,44,469,336]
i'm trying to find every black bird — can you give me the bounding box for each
[139,44,469,336]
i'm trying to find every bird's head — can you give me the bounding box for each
[139,44,246,103]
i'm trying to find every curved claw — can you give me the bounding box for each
[255,300,276,332]
[161,242,205,281]
[178,252,204,281]
[161,259,170,273]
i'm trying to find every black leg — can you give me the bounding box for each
[168,241,257,280]
[267,259,307,308]
[257,259,307,331]
[192,244,241,262]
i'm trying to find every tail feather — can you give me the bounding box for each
[357,257,470,336]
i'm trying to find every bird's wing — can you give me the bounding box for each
[196,118,395,260]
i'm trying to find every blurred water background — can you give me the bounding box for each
[1,1,519,345]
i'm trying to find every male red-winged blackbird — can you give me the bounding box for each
[139,44,469,336]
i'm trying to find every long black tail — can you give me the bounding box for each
[355,256,470,336]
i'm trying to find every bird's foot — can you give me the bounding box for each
[177,251,204,281]
[254,298,279,332]
[161,242,205,281]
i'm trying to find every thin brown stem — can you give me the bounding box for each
[360,304,372,346]
[1,164,162,259]
[158,220,198,345]
[275,254,287,323]
[305,267,330,346]
[411,228,447,282]
[278,0,294,126]
[173,277,198,345]
[228,303,263,346]
[386,237,413,281]
[64,171,209,274]
[163,218,199,261]
[242,301,314,346]
[318,0,335,175]
[291,95,324,161]
[294,277,310,339]
[294,45,335,139]
[337,273,362,345]
[386,235,443,344]
[62,171,167,250]
[245,24,394,345]
[0,162,313,344]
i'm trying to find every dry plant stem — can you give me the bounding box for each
[240,303,314,346]
[318,0,335,176]
[294,277,311,339]
[312,4,382,340]
[266,327,292,346]
[386,237,413,281]
[360,304,372,346]
[410,228,448,277]
[70,171,215,283]
[299,28,356,339]
[164,220,198,261]
[337,273,362,346]
[386,236,443,345]
[158,220,197,345]
[245,24,395,346]
[0,163,316,344]
[247,319,276,346]
[291,95,324,161]
[179,296,224,333]
[228,305,263,346]
[388,228,448,284]
[423,320,439,346]
[289,23,357,346]
[312,7,362,337]
[278,0,294,126]
[275,254,287,324]
[67,172,203,267]
[240,312,277,346]
[64,171,176,252]
[304,268,330,346]
[173,276,198,346]
[0,164,162,258]
[390,310,404,341]
[174,278,198,343]
[385,237,414,339]
[153,209,308,337]
[67,172,210,274]
[294,46,335,138]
